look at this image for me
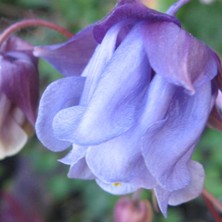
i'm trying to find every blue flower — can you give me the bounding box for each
[34,0,222,215]
[0,36,39,159]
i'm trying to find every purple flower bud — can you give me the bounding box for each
[114,197,153,222]
[0,36,39,159]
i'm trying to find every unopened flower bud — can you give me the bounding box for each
[114,197,153,222]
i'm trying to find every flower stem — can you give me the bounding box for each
[0,19,73,45]
[166,0,190,16]
[202,188,222,222]
[202,189,222,212]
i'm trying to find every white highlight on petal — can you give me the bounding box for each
[0,94,28,159]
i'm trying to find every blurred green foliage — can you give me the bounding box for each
[0,0,222,221]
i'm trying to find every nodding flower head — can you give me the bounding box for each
[34,0,222,216]
[0,36,39,159]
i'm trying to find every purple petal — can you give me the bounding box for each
[142,80,212,191]
[142,21,218,92]
[33,25,98,76]
[93,1,179,43]
[0,39,39,124]
[85,129,155,189]
[36,76,85,151]
[53,24,151,145]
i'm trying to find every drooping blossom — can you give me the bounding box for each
[0,36,39,159]
[34,0,222,215]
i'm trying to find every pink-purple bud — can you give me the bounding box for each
[114,197,153,222]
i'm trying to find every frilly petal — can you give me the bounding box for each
[86,129,155,189]
[142,81,212,191]
[154,161,205,216]
[96,179,138,195]
[59,145,94,180]
[36,76,85,151]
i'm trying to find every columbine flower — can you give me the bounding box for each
[0,36,39,159]
[34,0,222,215]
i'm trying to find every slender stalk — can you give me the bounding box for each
[0,19,73,45]
[202,189,222,212]
[166,0,190,16]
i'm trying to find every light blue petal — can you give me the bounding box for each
[53,23,152,145]
[142,81,212,191]
[142,21,218,92]
[80,22,129,103]
[86,129,155,189]
[68,158,95,180]
[138,74,176,131]
[36,76,85,151]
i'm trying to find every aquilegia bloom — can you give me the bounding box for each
[34,0,222,215]
[0,36,39,159]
